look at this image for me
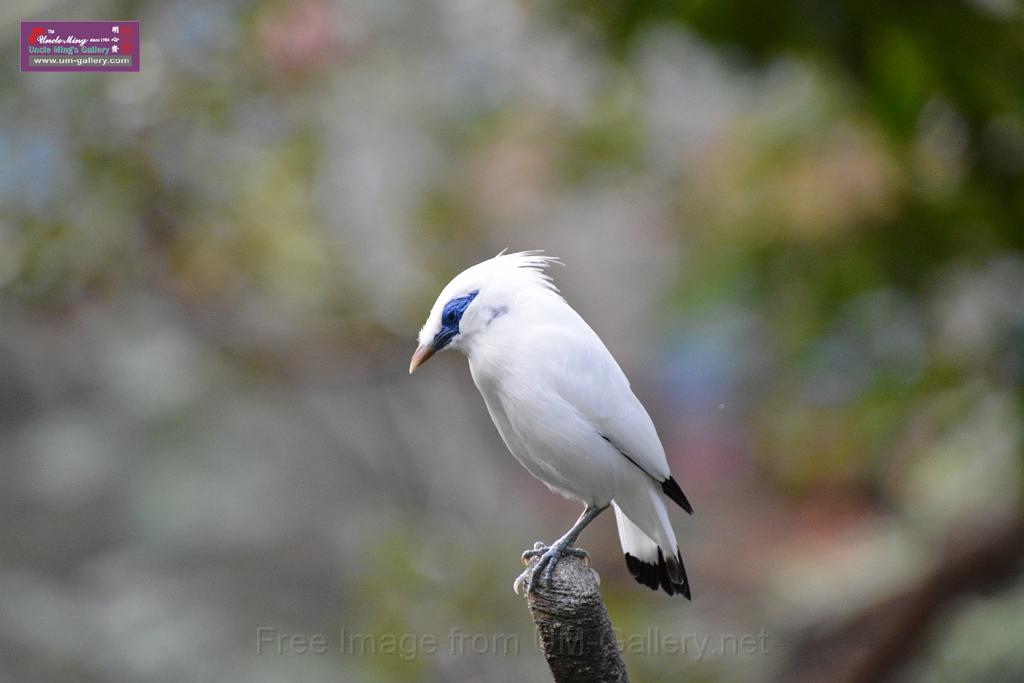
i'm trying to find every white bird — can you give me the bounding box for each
[410,251,692,598]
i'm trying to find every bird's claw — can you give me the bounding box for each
[513,542,589,595]
[521,541,547,564]
[523,543,588,562]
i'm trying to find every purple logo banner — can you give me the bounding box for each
[21,21,139,72]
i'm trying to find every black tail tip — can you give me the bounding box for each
[624,550,691,599]
[662,476,694,514]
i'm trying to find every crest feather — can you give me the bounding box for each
[492,250,563,294]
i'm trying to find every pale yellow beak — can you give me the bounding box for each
[408,343,436,374]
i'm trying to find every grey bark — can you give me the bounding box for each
[523,553,629,682]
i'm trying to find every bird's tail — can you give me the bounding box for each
[612,485,690,598]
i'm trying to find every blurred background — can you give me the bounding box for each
[3,1,1024,681]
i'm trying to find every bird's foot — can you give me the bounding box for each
[521,540,589,563]
[513,540,589,595]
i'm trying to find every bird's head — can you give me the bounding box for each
[409,250,561,373]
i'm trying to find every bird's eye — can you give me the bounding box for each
[445,309,457,325]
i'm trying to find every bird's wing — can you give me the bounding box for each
[530,311,672,483]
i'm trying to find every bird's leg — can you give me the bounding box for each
[514,504,608,594]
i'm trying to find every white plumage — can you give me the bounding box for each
[410,251,692,597]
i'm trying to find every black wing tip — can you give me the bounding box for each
[624,551,691,599]
[662,476,694,514]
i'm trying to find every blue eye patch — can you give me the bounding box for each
[432,290,478,350]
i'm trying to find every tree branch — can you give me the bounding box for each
[788,519,1024,683]
[523,553,629,682]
